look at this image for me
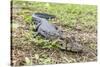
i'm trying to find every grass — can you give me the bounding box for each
[11,1,97,66]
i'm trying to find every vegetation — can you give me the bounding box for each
[11,1,97,66]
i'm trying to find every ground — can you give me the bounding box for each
[11,1,97,66]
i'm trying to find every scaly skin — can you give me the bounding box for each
[32,13,84,52]
[57,35,83,52]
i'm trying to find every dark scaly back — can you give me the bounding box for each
[34,13,56,20]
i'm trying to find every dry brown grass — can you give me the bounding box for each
[11,1,97,66]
